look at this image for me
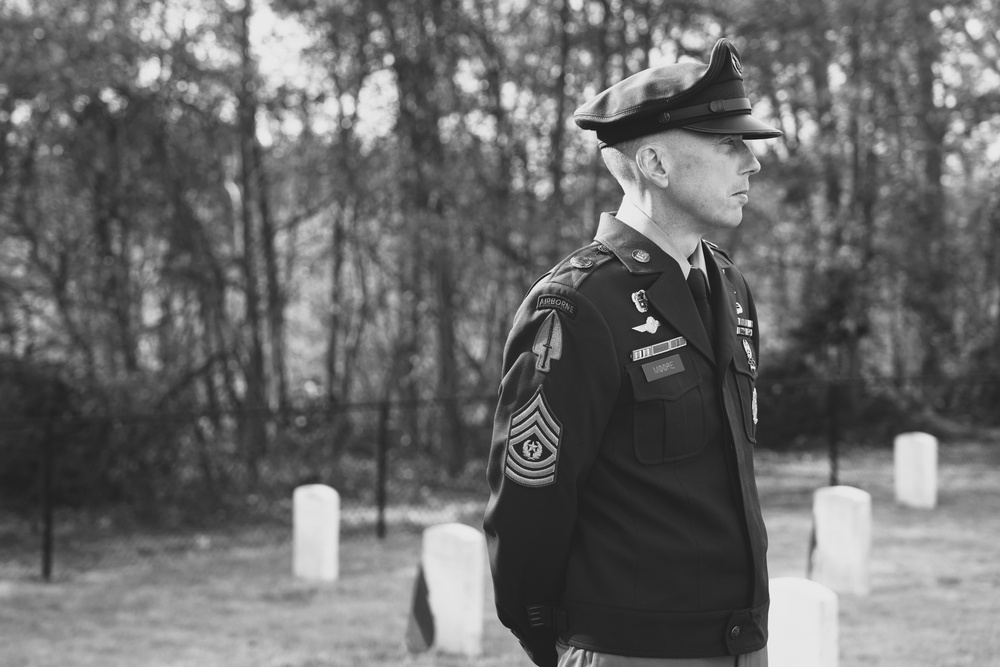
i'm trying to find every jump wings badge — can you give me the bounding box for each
[532,311,563,372]
[504,387,562,487]
[632,316,661,334]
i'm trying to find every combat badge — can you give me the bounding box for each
[532,311,563,373]
[504,387,562,487]
[742,338,757,374]
[631,290,649,313]
[632,316,661,334]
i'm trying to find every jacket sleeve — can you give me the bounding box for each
[482,281,619,667]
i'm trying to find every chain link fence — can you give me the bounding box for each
[2,374,998,580]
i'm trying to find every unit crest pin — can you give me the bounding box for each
[631,290,649,313]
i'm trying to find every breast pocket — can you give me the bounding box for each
[733,344,758,443]
[626,349,705,464]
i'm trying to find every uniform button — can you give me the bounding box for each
[730,625,741,639]
[632,249,650,263]
[596,244,611,254]
[570,256,593,269]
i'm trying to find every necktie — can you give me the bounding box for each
[687,268,715,339]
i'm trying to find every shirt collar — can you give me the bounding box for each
[614,196,707,280]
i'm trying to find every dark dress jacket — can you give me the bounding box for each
[483,213,768,667]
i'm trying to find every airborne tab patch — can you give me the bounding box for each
[536,294,576,319]
[504,387,562,487]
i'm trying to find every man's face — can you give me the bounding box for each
[656,130,762,233]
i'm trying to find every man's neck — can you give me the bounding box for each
[615,196,703,277]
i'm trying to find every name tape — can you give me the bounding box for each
[642,354,685,382]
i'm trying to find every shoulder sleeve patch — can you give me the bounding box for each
[531,311,563,372]
[536,294,576,319]
[504,387,562,487]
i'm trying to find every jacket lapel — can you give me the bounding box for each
[594,213,717,364]
[705,243,737,371]
[643,266,716,364]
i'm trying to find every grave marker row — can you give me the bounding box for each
[292,427,937,662]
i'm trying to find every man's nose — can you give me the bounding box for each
[741,144,761,175]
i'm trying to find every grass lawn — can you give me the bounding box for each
[2,442,999,666]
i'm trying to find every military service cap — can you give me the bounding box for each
[574,38,782,145]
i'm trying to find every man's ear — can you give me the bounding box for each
[635,143,671,188]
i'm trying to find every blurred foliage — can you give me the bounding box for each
[1,0,999,514]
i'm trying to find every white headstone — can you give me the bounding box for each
[293,484,340,581]
[769,577,839,667]
[422,523,485,657]
[811,486,871,596]
[894,432,938,509]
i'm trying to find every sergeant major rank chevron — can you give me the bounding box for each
[504,387,562,487]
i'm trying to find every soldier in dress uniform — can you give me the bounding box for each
[483,38,783,667]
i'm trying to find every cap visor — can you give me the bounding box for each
[684,114,783,139]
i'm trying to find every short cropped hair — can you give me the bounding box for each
[600,137,644,189]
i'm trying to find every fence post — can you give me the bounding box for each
[376,399,390,539]
[40,392,57,582]
[826,381,840,487]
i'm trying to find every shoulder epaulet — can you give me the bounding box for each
[545,242,616,290]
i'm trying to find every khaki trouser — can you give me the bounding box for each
[556,642,768,667]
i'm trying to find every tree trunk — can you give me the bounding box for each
[253,133,287,412]
[235,0,268,484]
[548,0,571,257]
[909,0,950,377]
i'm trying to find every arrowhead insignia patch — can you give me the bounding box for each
[504,387,562,487]
[532,311,563,372]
